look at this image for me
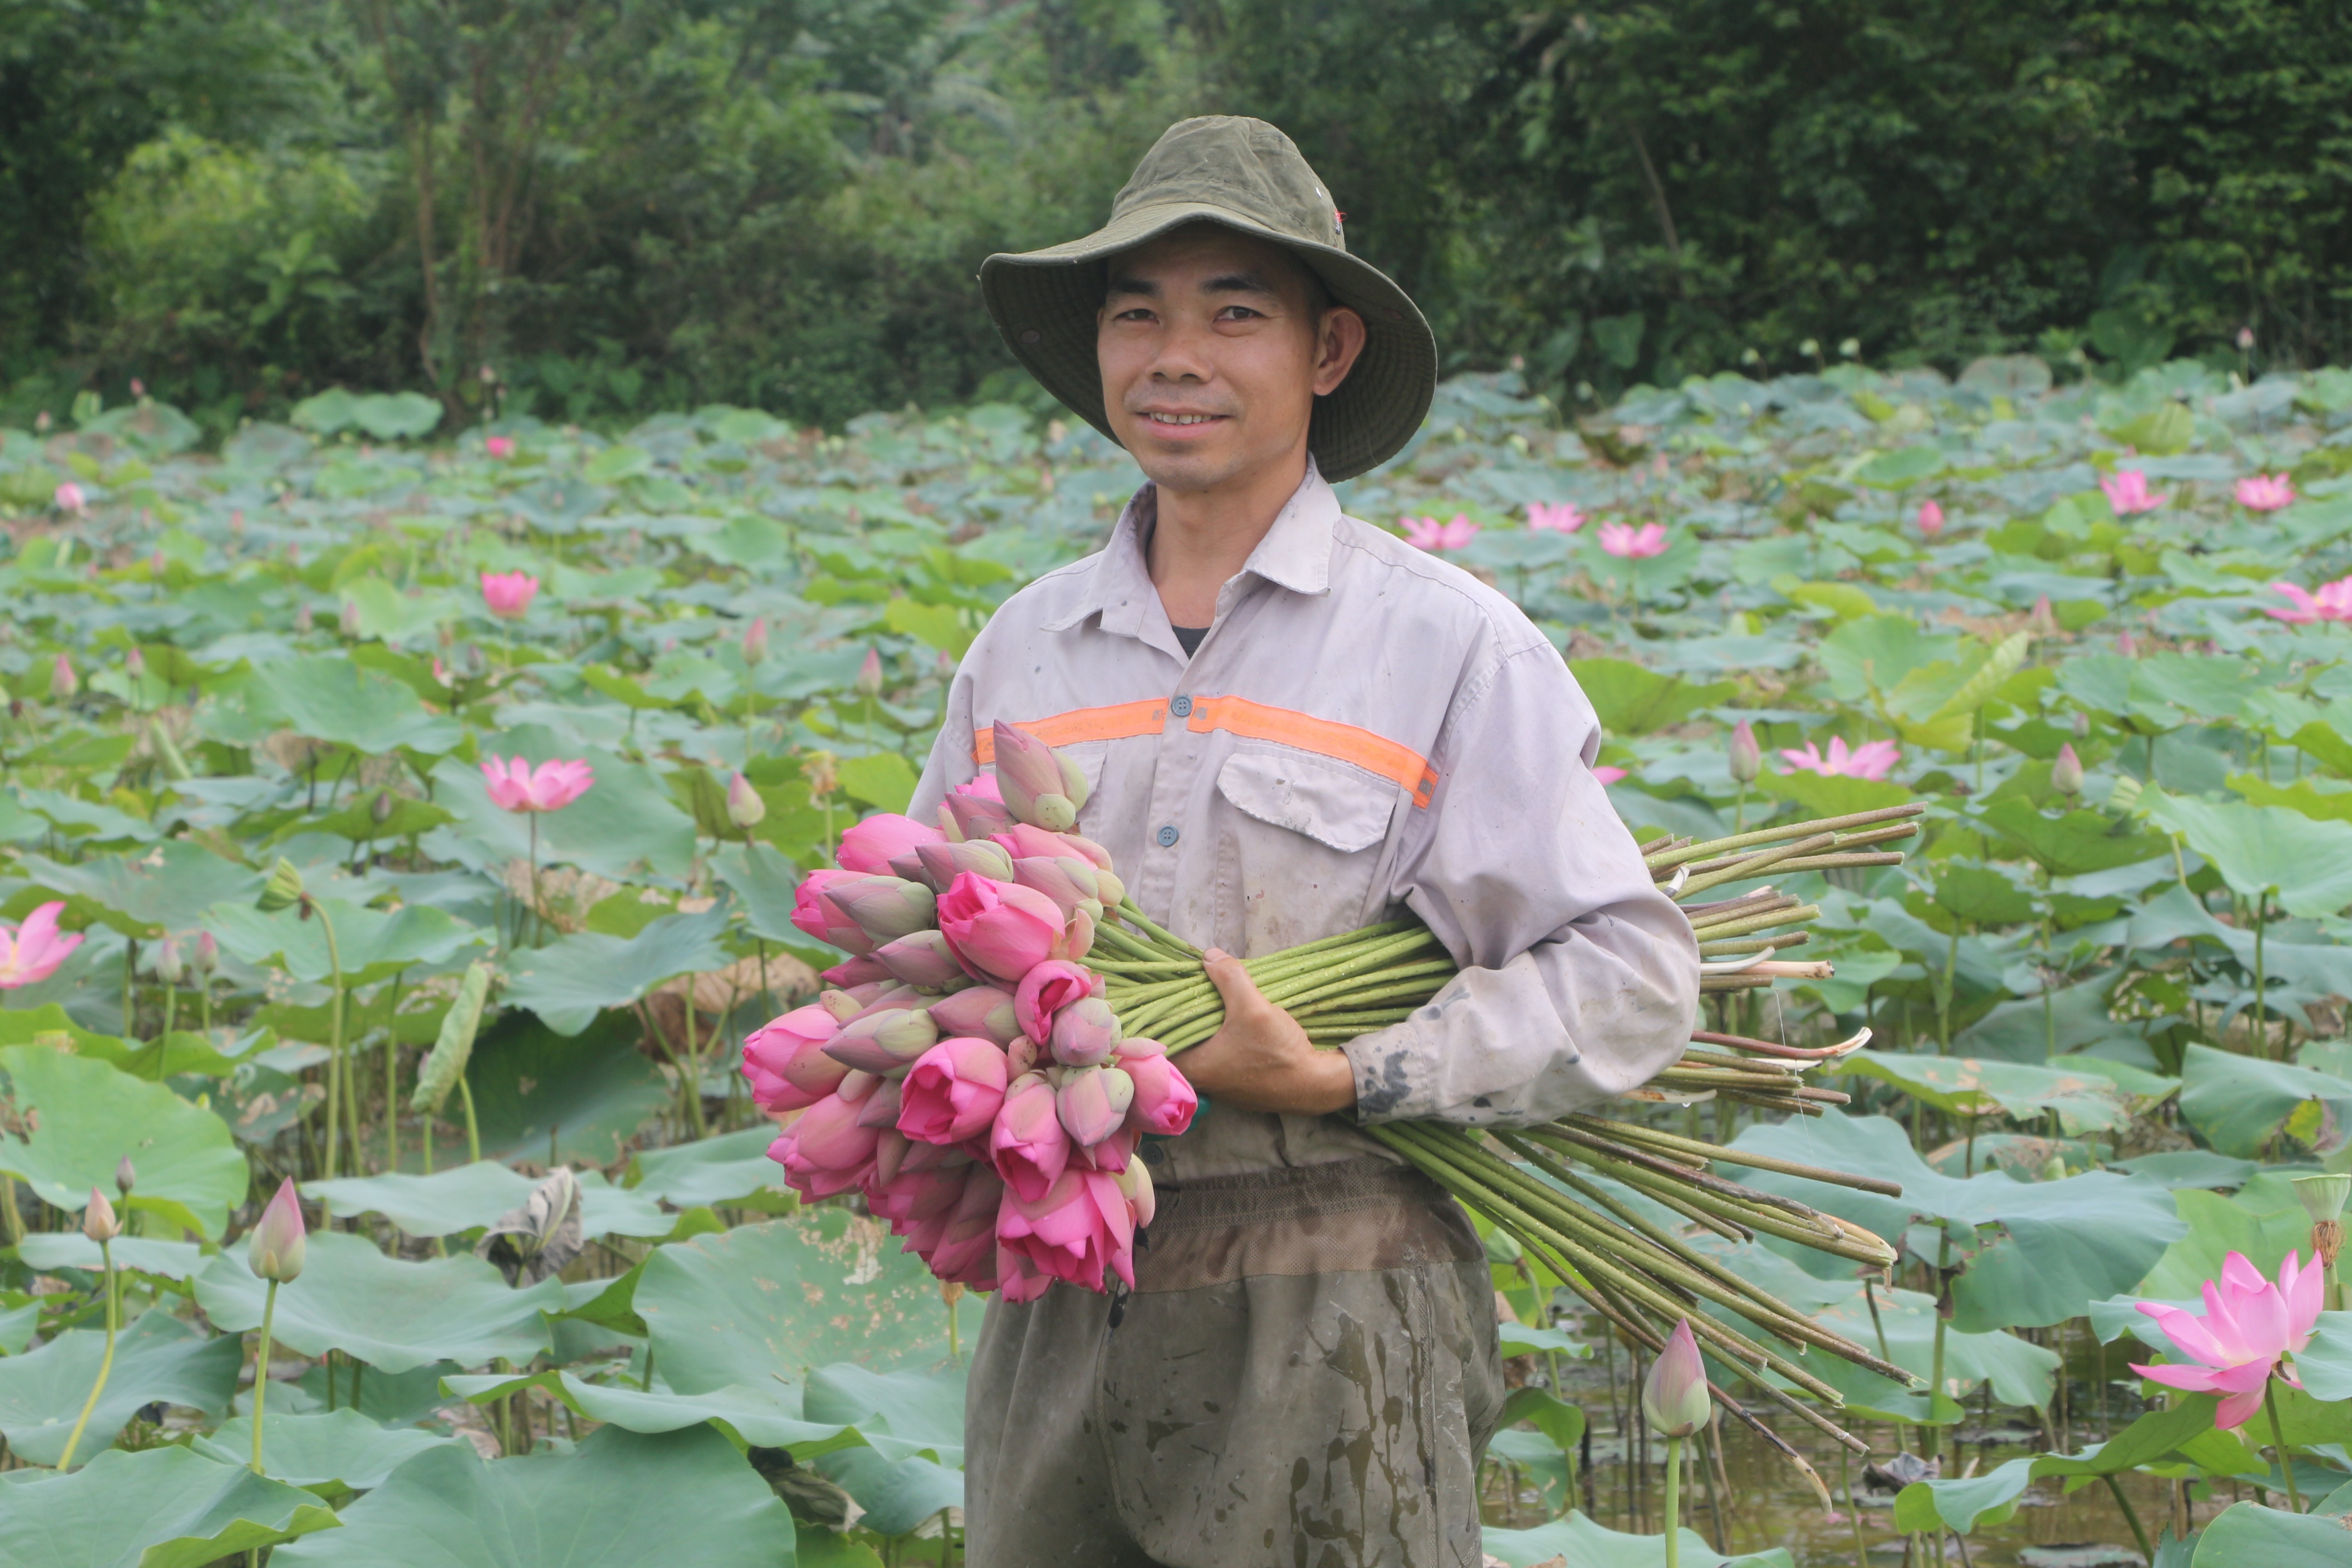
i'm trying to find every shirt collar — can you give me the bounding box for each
[1046,456,1340,637]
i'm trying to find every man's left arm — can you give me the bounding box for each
[1340,642,1700,1126]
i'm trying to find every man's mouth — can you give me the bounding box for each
[1140,412,1226,427]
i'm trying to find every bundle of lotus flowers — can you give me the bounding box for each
[753,725,1921,1458]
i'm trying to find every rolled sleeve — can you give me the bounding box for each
[1341,642,1700,1126]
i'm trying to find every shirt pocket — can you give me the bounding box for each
[1213,748,1402,951]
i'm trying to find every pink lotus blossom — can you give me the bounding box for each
[0,902,83,988]
[819,954,892,989]
[1917,500,1945,536]
[899,1037,1011,1145]
[856,647,885,696]
[2100,469,2167,516]
[485,436,516,460]
[742,616,769,662]
[50,654,78,701]
[742,1004,848,1112]
[1057,1065,1133,1147]
[870,929,970,990]
[54,481,86,514]
[1779,737,1901,781]
[825,875,936,947]
[1014,959,1099,1044]
[1591,765,1627,786]
[2235,473,2295,512]
[247,1177,307,1282]
[2131,1250,2323,1429]
[1598,521,1668,558]
[479,570,539,619]
[925,985,1021,1048]
[1048,995,1121,1068]
[1642,1318,1710,1437]
[909,839,1015,891]
[991,1071,1070,1202]
[479,755,593,813]
[995,1240,1053,1303]
[938,871,1066,985]
[773,1094,880,1199]
[2265,577,2352,624]
[908,1164,1003,1286]
[1402,514,1479,551]
[996,1167,1136,1292]
[941,789,1018,843]
[1114,1039,1197,1137]
[791,867,873,954]
[1527,501,1585,534]
[956,773,1003,802]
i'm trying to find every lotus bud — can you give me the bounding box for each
[872,929,973,990]
[295,602,314,634]
[1729,719,1761,784]
[115,1156,136,1195]
[1012,857,1104,921]
[2028,594,2058,637]
[990,1072,1068,1202]
[872,1127,913,1187]
[826,876,937,947]
[842,983,926,1023]
[836,1068,881,1105]
[340,599,362,637]
[52,653,78,700]
[83,1186,121,1243]
[2071,710,2090,740]
[822,1007,940,1075]
[371,789,396,825]
[1013,960,1099,1044]
[1056,906,1096,963]
[914,839,1015,892]
[855,1075,905,1130]
[126,647,145,679]
[1057,1064,1134,1147]
[152,936,185,985]
[819,988,868,1023]
[742,615,769,663]
[726,771,767,828]
[992,721,1084,831]
[257,857,306,913]
[1049,995,1121,1068]
[1112,1155,1156,1229]
[1641,1318,1710,1438]
[943,791,1018,842]
[193,931,217,975]
[2051,742,2084,797]
[856,647,885,696]
[924,985,1020,1047]
[248,1177,308,1283]
[1075,1122,1137,1174]
[1006,1034,1041,1076]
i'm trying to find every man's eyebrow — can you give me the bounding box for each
[1202,270,1280,297]
[1105,274,1157,299]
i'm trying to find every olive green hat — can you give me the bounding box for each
[980,116,1436,483]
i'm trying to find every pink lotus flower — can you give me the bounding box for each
[899,1037,1011,1145]
[1114,1039,1197,1137]
[1057,1065,1133,1147]
[1591,765,1627,786]
[942,789,1018,843]
[956,772,1003,802]
[1917,500,1945,536]
[1049,996,1121,1068]
[991,1072,1070,1202]
[479,570,539,619]
[742,1004,848,1112]
[2131,1250,2323,1429]
[907,839,1014,891]
[924,985,1021,1047]
[870,929,970,990]
[248,1177,308,1282]
[1012,857,1112,919]
[1598,521,1668,558]
[938,872,1066,986]
[1729,720,1761,784]
[996,1167,1136,1292]
[825,875,937,947]
[1014,959,1099,1044]
[1402,514,1479,551]
[791,867,873,954]
[2100,470,2166,516]
[1779,737,1901,781]
[995,1240,1053,1303]
[916,1165,1004,1287]
[479,755,594,813]
[485,436,516,460]
[856,647,885,696]
[2235,473,2295,512]
[51,654,78,701]
[820,1007,939,1075]
[54,481,86,514]
[1642,1318,1710,1438]
[820,954,893,989]
[2265,577,2352,624]
[773,1094,881,1199]
[993,720,1089,833]
[0,902,82,989]
[1527,501,1585,534]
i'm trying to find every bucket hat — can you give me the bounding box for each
[980,116,1436,483]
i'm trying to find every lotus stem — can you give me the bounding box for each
[318,901,348,1180]
[1645,805,1925,870]
[250,1277,281,1474]
[1664,1433,1683,1568]
[56,1237,118,1469]
[459,1074,482,1165]
[2265,1378,2303,1512]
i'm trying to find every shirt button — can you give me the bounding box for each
[1169,694,1193,718]
[1156,824,1180,848]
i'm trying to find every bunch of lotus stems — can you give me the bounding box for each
[1085,804,1928,1465]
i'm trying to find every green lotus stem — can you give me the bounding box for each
[162,983,176,1040]
[313,899,348,1180]
[1664,1433,1683,1568]
[2102,1472,2154,1560]
[1685,905,1822,941]
[1114,899,1199,957]
[459,1074,482,1164]
[2254,893,2269,1054]
[1567,1116,1905,1196]
[1644,805,1923,870]
[2264,1378,2303,1512]
[250,1278,280,1473]
[1925,1231,1951,1463]
[1676,831,1838,897]
[56,1237,117,1469]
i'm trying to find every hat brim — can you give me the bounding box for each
[980,201,1436,484]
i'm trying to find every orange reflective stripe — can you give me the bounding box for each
[1186,696,1439,808]
[971,699,1169,763]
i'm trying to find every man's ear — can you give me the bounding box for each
[1313,306,1368,397]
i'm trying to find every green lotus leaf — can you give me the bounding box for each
[1483,1511,1789,1568]
[1565,658,1735,736]
[1756,765,1913,817]
[0,1044,249,1238]
[2142,791,2352,916]
[2189,1498,2352,1566]
[1893,1395,2229,1536]
[304,1161,668,1240]
[12,842,263,938]
[500,906,731,1036]
[2178,1043,2352,1158]
[0,1310,240,1465]
[194,1231,563,1374]
[191,1408,466,1492]
[269,1423,795,1568]
[205,897,486,987]
[2135,1181,2320,1308]
[1726,1111,2185,1330]
[247,657,464,755]
[16,1233,209,1279]
[1834,1050,2136,1132]
[1977,799,2171,877]
[2289,1311,2352,1402]
[464,1010,671,1165]
[1930,862,2038,927]
[712,840,823,949]
[834,752,918,813]
[623,1126,795,1211]
[0,1444,342,1568]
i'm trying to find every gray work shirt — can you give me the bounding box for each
[910,460,1699,1186]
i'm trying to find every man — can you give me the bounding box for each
[909,116,1699,1568]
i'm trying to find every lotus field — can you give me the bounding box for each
[0,354,2351,1566]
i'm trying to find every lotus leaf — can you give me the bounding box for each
[16,1233,208,1279]
[1482,1511,1791,1568]
[1893,1395,2232,1535]
[2178,1043,2352,1157]
[0,1444,342,1567]
[464,1010,671,1164]
[304,1161,670,1240]
[13,842,263,937]
[1834,1050,2136,1132]
[499,906,730,1036]
[2189,1499,2352,1566]
[191,1408,466,1492]
[0,1044,249,1237]
[0,1309,240,1465]
[624,1125,795,1210]
[248,657,464,755]
[2143,791,2352,916]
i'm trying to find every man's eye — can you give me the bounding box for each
[1218,306,1263,321]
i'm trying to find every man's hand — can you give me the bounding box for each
[1175,948,1357,1116]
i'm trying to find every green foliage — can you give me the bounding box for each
[0,1444,344,1567]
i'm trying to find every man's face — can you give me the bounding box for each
[1097,225,1363,495]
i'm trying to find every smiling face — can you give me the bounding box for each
[1096,223,1365,497]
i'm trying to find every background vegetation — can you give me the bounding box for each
[8,0,2352,436]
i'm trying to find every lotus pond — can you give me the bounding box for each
[0,355,2350,1566]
